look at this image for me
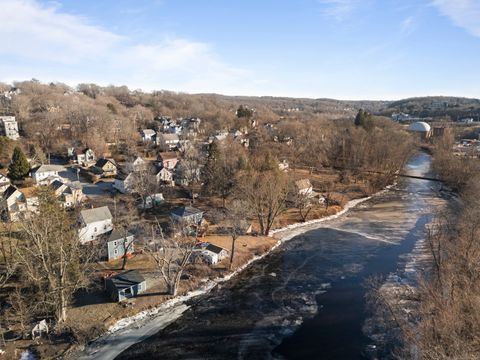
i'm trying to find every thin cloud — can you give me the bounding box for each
[432,0,480,37]
[0,0,253,93]
[317,0,361,21]
[400,16,415,36]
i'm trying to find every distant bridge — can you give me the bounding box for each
[297,165,443,183]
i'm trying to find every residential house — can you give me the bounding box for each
[0,116,19,140]
[113,171,135,194]
[171,206,204,226]
[78,206,113,244]
[294,179,313,196]
[141,129,156,142]
[93,158,117,177]
[166,124,183,134]
[157,133,180,151]
[50,180,84,208]
[30,164,65,184]
[140,193,164,209]
[191,243,229,265]
[106,230,134,261]
[0,186,38,221]
[0,174,11,193]
[156,167,174,185]
[105,270,146,302]
[157,152,178,170]
[76,148,96,166]
[128,156,147,172]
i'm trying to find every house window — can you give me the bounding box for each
[113,241,117,246]
[114,249,118,255]
[94,227,97,232]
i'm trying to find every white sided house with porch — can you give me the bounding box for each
[78,206,113,244]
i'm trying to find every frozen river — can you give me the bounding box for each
[116,152,446,359]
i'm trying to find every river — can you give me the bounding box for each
[116,152,446,360]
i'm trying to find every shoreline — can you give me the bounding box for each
[75,191,385,360]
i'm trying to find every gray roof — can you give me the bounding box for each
[205,243,226,254]
[107,270,145,290]
[80,206,112,224]
[50,179,65,191]
[2,185,19,200]
[108,229,134,242]
[142,129,156,136]
[32,164,65,173]
[95,158,116,169]
[171,206,203,218]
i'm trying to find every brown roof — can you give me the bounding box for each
[158,152,177,160]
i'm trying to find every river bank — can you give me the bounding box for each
[73,195,379,360]
[114,152,446,360]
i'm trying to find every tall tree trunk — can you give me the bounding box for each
[229,234,237,271]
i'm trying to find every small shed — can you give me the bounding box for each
[105,270,146,302]
[191,243,229,265]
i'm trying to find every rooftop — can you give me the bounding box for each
[171,206,203,218]
[32,164,65,173]
[107,270,145,290]
[205,243,226,254]
[80,206,112,224]
[158,152,178,160]
[95,158,116,168]
[108,229,134,242]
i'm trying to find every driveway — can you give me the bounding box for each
[59,168,113,198]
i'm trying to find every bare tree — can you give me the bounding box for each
[14,188,94,324]
[129,164,159,211]
[237,170,290,235]
[114,197,139,270]
[291,191,313,222]
[147,221,197,296]
[225,200,250,270]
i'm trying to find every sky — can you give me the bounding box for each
[1,0,479,100]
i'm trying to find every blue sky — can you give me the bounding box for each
[1,0,480,100]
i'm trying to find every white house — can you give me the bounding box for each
[294,179,313,196]
[141,129,156,142]
[156,167,174,185]
[0,116,19,140]
[0,174,11,193]
[191,243,229,265]
[76,148,96,166]
[30,165,65,185]
[0,186,38,222]
[127,156,147,172]
[113,172,135,194]
[78,206,113,244]
[157,133,180,151]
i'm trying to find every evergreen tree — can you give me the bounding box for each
[236,105,254,119]
[354,109,366,127]
[8,146,30,180]
[354,109,374,131]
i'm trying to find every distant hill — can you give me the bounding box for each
[383,96,480,120]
